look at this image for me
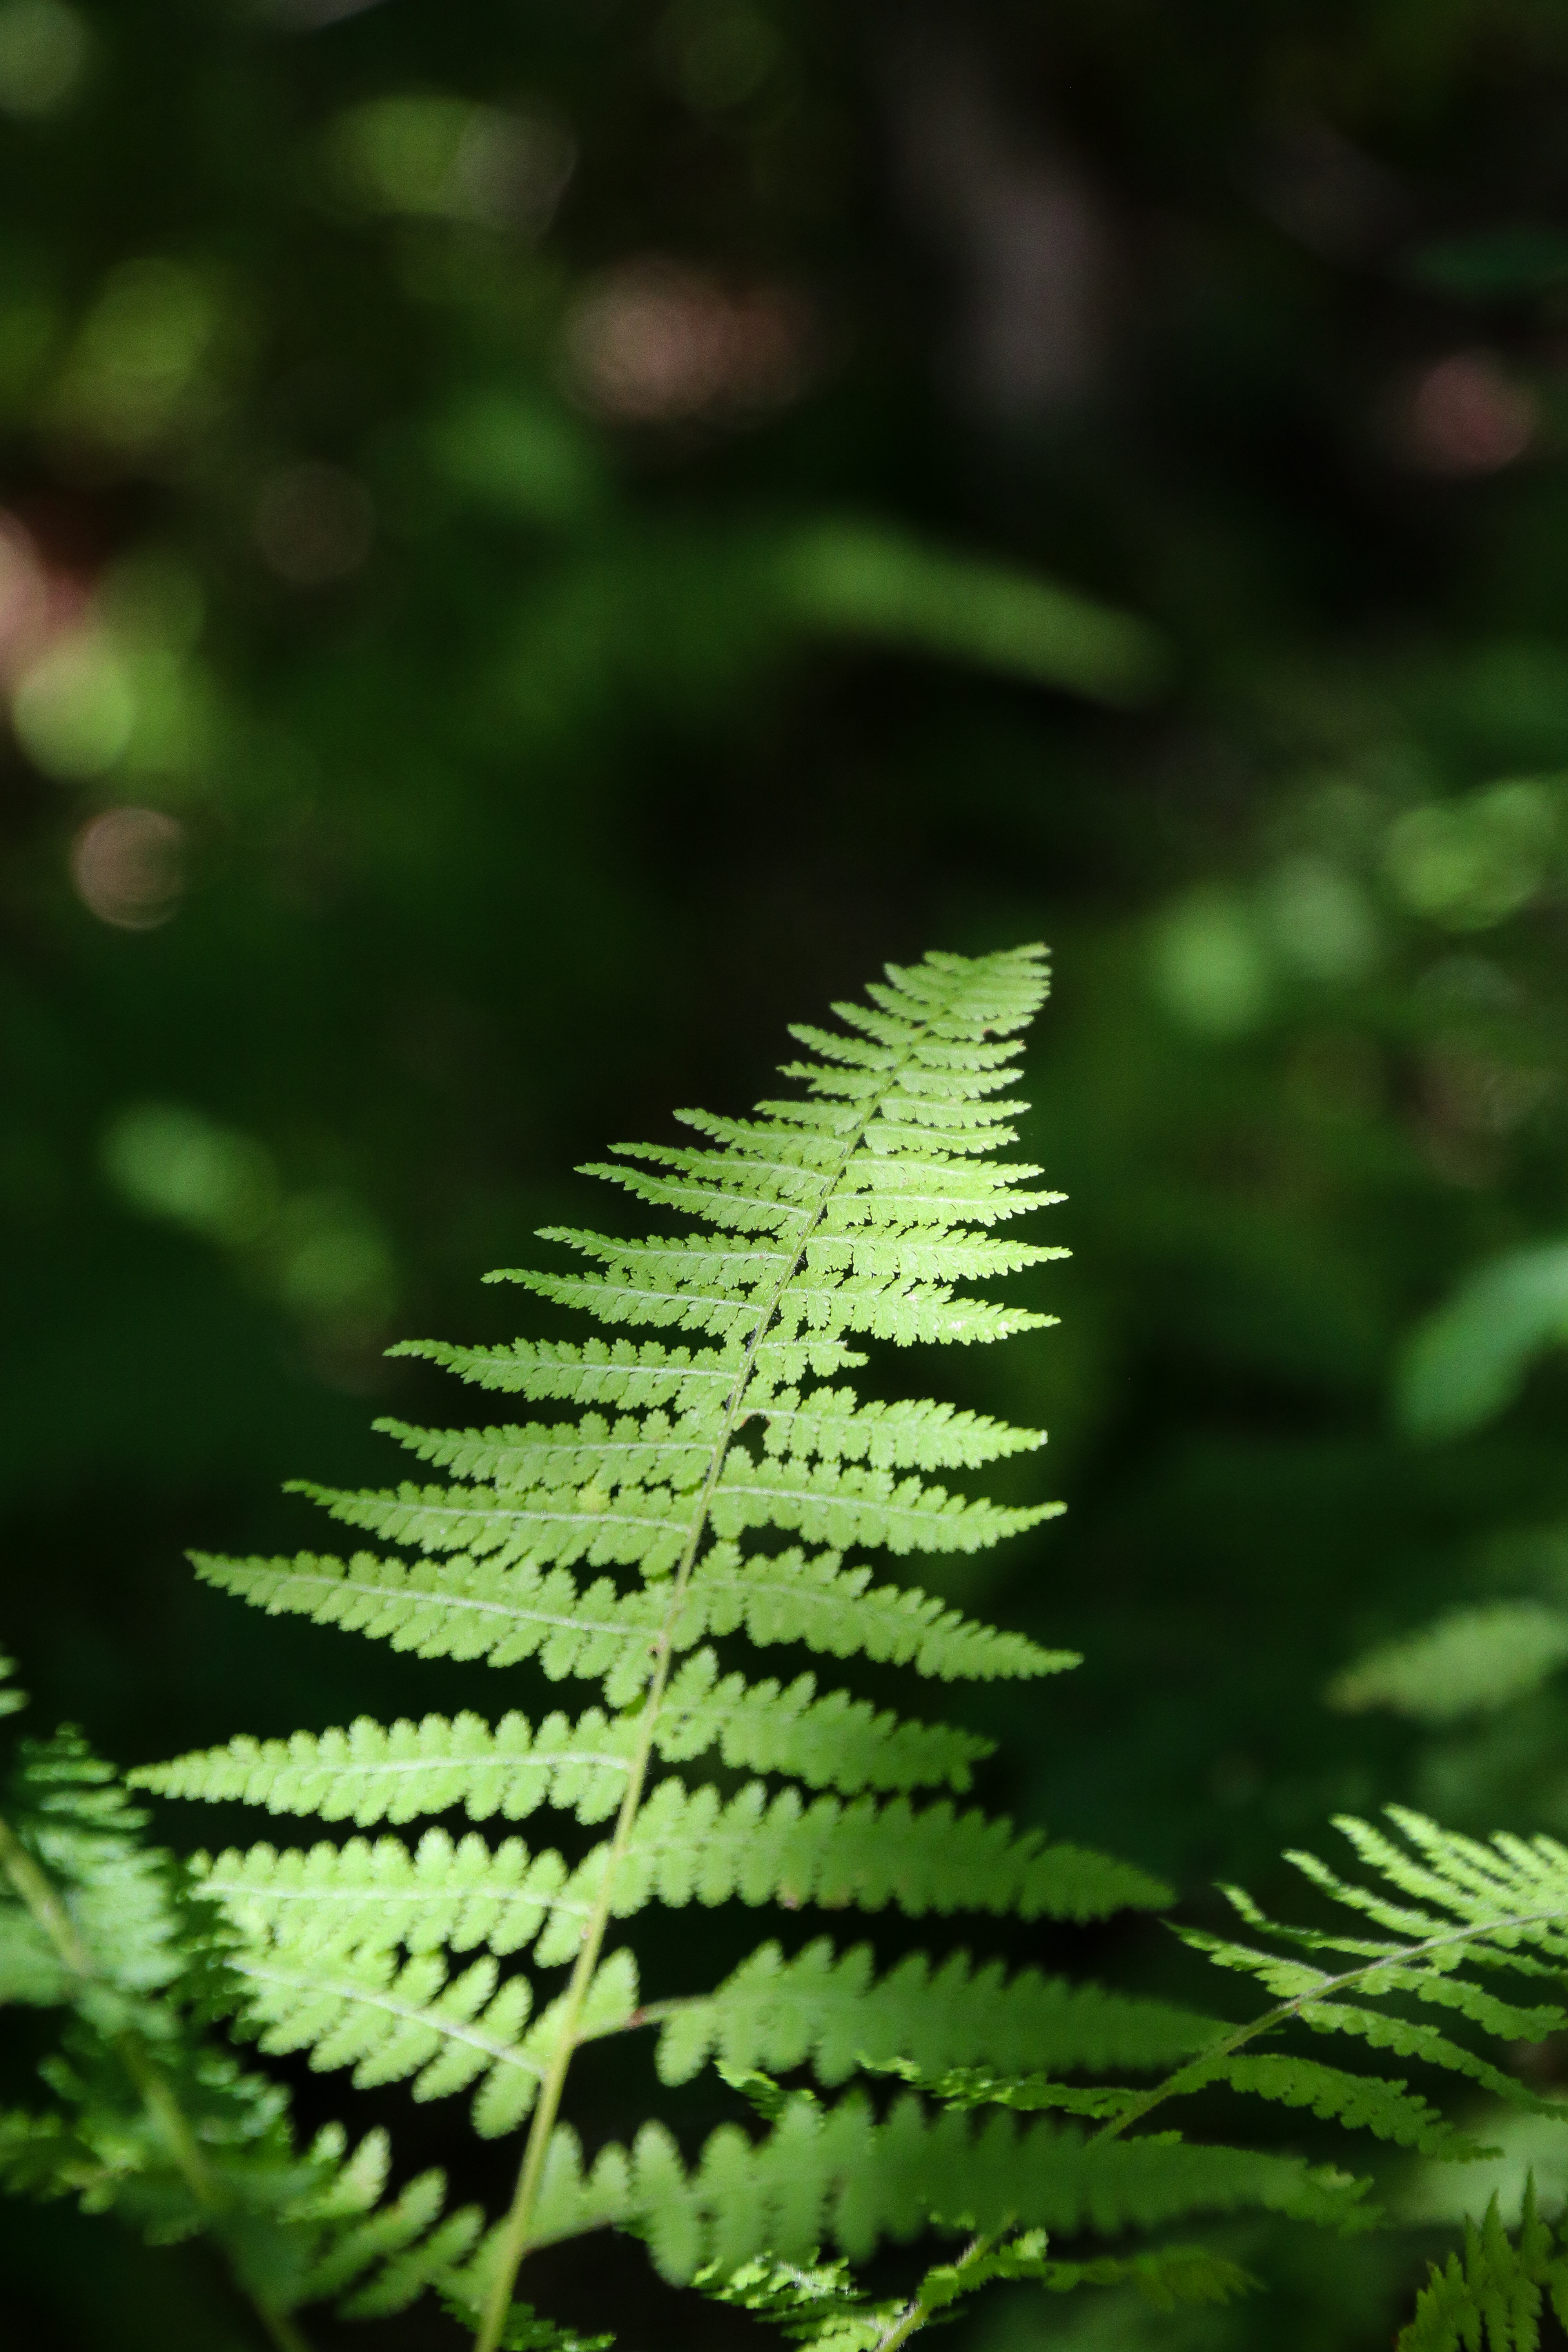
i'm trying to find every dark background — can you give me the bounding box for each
[8,1,1568,2345]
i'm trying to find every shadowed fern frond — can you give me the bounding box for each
[1399,2181,1568,2351]
[0,1656,479,2348]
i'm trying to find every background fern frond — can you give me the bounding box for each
[1399,2182,1568,2352]
[480,2092,1370,2285]
[0,1697,484,2331]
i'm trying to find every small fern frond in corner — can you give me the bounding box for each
[1171,1805,1568,2133]
[0,1685,480,2345]
[1398,2180,1568,2352]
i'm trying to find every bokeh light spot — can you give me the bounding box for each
[651,0,783,113]
[564,257,810,422]
[274,1192,397,1323]
[1386,780,1559,929]
[254,462,376,586]
[101,1105,279,1243]
[326,94,575,234]
[0,0,87,116]
[15,630,134,775]
[51,256,223,453]
[1408,352,1535,475]
[1262,855,1380,980]
[1151,888,1271,1035]
[0,511,49,666]
[69,806,185,928]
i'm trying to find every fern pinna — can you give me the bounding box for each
[118,942,1562,2352]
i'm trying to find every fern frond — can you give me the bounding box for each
[690,1542,1074,1680]
[1398,2182,1568,2351]
[0,1650,26,1718]
[653,1938,1215,2087]
[227,1946,637,2143]
[529,1780,1166,1964]
[290,1476,697,1576]
[374,1410,718,1494]
[386,1336,781,1406]
[190,1551,669,1704]
[5,1733,187,2003]
[294,2122,483,2312]
[0,1711,485,2327]
[1185,1804,1568,2060]
[473,2092,1367,2285]
[198,1829,568,1957]
[499,1234,1052,1350]
[192,1541,1071,1690]
[1204,2054,1485,2158]
[746,1388,1044,1469]
[653,1653,992,1791]
[294,1456,1058,1575]
[232,1943,543,2134]
[908,2231,1254,2316]
[136,1657,988,1830]
[691,2248,900,2347]
[154,944,1234,2347]
[196,1795,1161,1982]
[136,1706,641,1829]
[706,1453,1060,1556]
[1156,1803,1568,2185]
[586,1143,1060,1234]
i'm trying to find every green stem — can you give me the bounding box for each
[473,1015,947,2352]
[0,1802,315,2352]
[0,1808,91,1973]
[873,2233,998,2352]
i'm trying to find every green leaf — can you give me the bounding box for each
[1328,1605,1568,1723]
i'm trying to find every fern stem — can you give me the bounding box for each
[0,1804,316,2352]
[873,2232,998,2351]
[0,1805,92,1975]
[472,1012,948,2352]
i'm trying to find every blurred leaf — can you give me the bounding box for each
[1398,1244,1568,1439]
[1328,1602,1568,1721]
[1407,227,1568,299]
[771,521,1169,704]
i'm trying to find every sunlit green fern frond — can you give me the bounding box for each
[134,1657,989,1830]
[141,944,1206,2346]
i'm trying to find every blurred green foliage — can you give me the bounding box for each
[11,1,1568,2346]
